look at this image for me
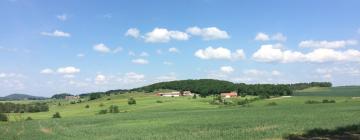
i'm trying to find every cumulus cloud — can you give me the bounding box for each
[252,44,360,63]
[125,28,140,38]
[144,28,189,43]
[57,14,67,21]
[119,72,145,83]
[93,43,111,53]
[57,66,80,74]
[254,32,270,41]
[299,40,357,49]
[95,74,107,84]
[41,30,70,37]
[40,68,54,74]
[255,32,287,41]
[195,46,245,60]
[186,26,229,40]
[220,66,234,74]
[168,47,179,53]
[132,58,149,64]
[0,72,24,78]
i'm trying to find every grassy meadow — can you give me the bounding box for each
[1,87,360,140]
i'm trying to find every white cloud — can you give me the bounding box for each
[156,73,177,82]
[168,47,179,53]
[41,30,70,37]
[132,58,149,64]
[220,66,234,74]
[252,44,360,63]
[125,28,140,38]
[271,70,281,76]
[113,47,123,53]
[0,72,24,78]
[186,26,229,40]
[95,74,107,84]
[57,66,80,74]
[254,32,270,41]
[119,72,145,83]
[299,40,357,49]
[156,49,163,54]
[194,46,245,60]
[63,74,75,79]
[163,61,173,65]
[77,53,85,57]
[144,28,189,43]
[40,68,54,74]
[255,32,287,41]
[139,52,149,57]
[271,33,287,42]
[93,43,110,53]
[57,14,67,21]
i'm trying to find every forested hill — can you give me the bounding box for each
[0,94,46,100]
[131,79,332,97]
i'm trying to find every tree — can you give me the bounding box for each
[0,113,8,122]
[52,112,61,118]
[109,105,119,113]
[192,94,197,99]
[89,93,102,100]
[128,97,136,105]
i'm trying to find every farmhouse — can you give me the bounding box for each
[156,91,180,97]
[65,95,80,100]
[220,91,238,98]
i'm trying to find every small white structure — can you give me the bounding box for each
[156,91,180,97]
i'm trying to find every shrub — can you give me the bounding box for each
[192,94,197,99]
[322,99,336,103]
[223,100,234,105]
[98,109,107,114]
[89,93,102,100]
[0,113,8,122]
[99,103,104,107]
[237,99,249,106]
[85,105,90,108]
[52,112,61,118]
[109,105,119,113]
[156,100,163,103]
[70,101,76,104]
[128,97,136,105]
[26,117,32,121]
[305,100,321,104]
[267,102,277,106]
[107,98,111,100]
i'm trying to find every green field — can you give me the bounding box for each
[294,86,360,96]
[1,88,360,140]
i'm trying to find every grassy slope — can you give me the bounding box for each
[0,90,360,140]
[294,86,360,96]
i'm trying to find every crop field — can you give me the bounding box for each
[294,86,360,97]
[1,89,360,140]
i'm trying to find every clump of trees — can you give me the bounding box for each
[290,82,332,90]
[52,112,61,118]
[109,105,119,113]
[128,97,136,105]
[305,99,336,104]
[98,109,108,114]
[0,102,49,113]
[89,93,102,100]
[0,113,8,121]
[51,93,73,99]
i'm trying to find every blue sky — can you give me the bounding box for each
[1,0,360,97]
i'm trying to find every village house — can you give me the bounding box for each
[220,91,238,98]
[65,95,80,100]
[156,91,194,97]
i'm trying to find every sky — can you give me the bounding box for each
[1,0,360,97]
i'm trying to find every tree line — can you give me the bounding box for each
[289,82,332,90]
[0,102,49,113]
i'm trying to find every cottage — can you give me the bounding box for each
[156,91,180,97]
[220,92,238,98]
[65,95,80,100]
[182,91,194,96]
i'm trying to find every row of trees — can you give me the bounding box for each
[289,82,332,90]
[0,102,49,113]
[132,79,297,97]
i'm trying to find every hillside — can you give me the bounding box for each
[294,86,360,97]
[0,94,46,100]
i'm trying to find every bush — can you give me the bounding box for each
[85,105,90,108]
[305,100,321,104]
[52,112,61,118]
[26,117,32,121]
[322,99,336,103]
[192,94,197,99]
[128,97,136,105]
[70,101,76,104]
[89,93,102,100]
[156,100,163,103]
[223,100,234,105]
[107,98,111,100]
[0,113,8,122]
[237,99,249,106]
[99,103,104,107]
[267,102,277,106]
[109,105,119,113]
[98,109,107,114]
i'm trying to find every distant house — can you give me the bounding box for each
[156,91,180,97]
[220,92,238,98]
[182,91,194,96]
[65,95,80,100]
